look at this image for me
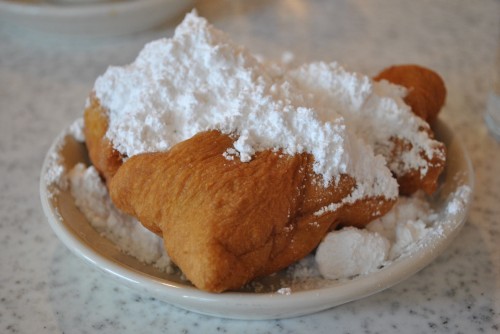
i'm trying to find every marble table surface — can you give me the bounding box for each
[1,0,499,333]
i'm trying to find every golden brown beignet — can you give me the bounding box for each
[82,64,447,291]
[374,64,446,122]
[108,130,395,292]
[374,65,447,195]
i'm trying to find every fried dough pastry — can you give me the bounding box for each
[82,64,447,292]
[109,130,395,292]
[374,64,446,122]
[374,65,447,195]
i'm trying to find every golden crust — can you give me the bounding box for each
[109,130,395,292]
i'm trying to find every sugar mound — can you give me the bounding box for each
[367,194,436,260]
[316,228,390,279]
[315,193,445,280]
[94,10,399,199]
[286,63,443,176]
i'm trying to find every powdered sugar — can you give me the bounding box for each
[68,118,85,142]
[286,63,444,176]
[276,287,292,295]
[43,118,86,196]
[93,12,444,203]
[316,227,390,280]
[68,163,173,272]
[445,184,472,215]
[313,186,471,281]
[44,149,67,195]
[315,194,434,280]
[94,11,398,198]
[366,194,437,260]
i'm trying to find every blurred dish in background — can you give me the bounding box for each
[484,43,500,141]
[0,0,193,38]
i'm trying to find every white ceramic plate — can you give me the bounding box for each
[40,120,473,320]
[0,0,192,37]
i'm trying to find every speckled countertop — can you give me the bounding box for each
[1,0,499,333]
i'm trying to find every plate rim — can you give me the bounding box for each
[39,119,474,320]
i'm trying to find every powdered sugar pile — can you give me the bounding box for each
[295,186,471,283]
[93,11,446,203]
[285,63,442,176]
[316,227,390,279]
[316,194,436,280]
[367,194,438,260]
[263,186,461,286]
[94,11,409,199]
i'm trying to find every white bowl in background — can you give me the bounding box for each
[0,0,193,37]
